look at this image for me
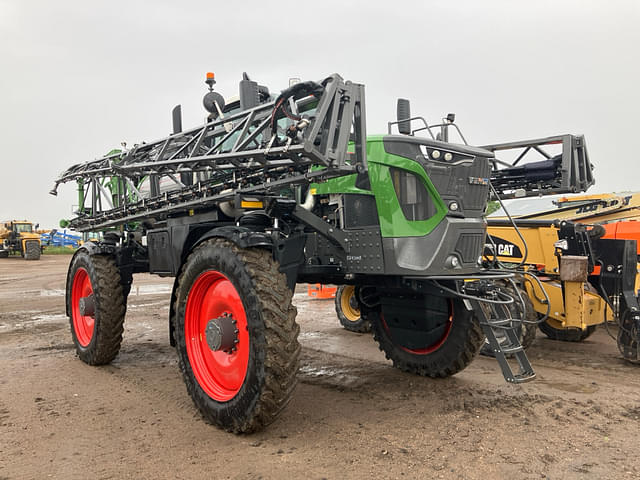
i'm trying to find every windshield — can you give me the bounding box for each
[14,223,33,233]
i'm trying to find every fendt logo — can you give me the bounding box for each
[484,235,523,258]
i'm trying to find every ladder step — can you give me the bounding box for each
[500,345,524,354]
[481,318,513,327]
[510,371,537,384]
[475,298,536,384]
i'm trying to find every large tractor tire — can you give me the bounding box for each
[120,270,133,299]
[24,241,40,260]
[480,286,537,357]
[66,252,126,365]
[174,239,300,433]
[369,297,484,378]
[617,309,640,364]
[538,318,597,342]
[335,285,371,333]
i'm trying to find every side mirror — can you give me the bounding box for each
[239,72,260,111]
[397,98,412,135]
[172,105,182,134]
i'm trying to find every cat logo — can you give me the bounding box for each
[484,235,523,258]
[497,243,515,256]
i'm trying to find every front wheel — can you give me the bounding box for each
[370,297,484,378]
[174,239,300,433]
[335,285,371,333]
[66,251,126,365]
[24,241,41,260]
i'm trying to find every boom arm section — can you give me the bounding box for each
[485,134,594,199]
[50,74,367,232]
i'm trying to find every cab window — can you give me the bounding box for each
[390,168,436,221]
[15,224,32,233]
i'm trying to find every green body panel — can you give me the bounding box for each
[312,174,372,195]
[312,136,447,238]
[367,139,447,238]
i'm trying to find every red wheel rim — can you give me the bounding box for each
[71,267,94,347]
[382,299,453,355]
[184,270,249,402]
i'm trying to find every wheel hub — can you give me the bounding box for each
[349,295,359,311]
[78,294,95,317]
[205,312,239,353]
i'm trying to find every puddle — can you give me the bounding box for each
[0,276,20,283]
[39,289,65,297]
[31,314,67,322]
[299,331,328,340]
[0,289,65,299]
[7,313,67,330]
[2,285,173,300]
[299,364,350,377]
[298,364,363,387]
[132,284,172,296]
[127,301,166,310]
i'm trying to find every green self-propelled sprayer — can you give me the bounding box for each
[51,72,597,433]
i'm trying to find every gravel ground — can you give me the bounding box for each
[1,255,640,479]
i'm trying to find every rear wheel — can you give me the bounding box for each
[335,285,371,333]
[370,297,483,378]
[24,241,40,260]
[538,318,597,342]
[174,239,300,433]
[66,251,126,365]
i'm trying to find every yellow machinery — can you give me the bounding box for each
[487,222,605,333]
[0,220,42,260]
[506,192,640,224]
[487,193,640,360]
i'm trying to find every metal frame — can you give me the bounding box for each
[51,75,367,232]
[484,134,594,199]
[387,116,469,145]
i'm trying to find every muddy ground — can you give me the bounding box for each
[1,255,639,479]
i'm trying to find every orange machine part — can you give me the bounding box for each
[601,220,640,254]
[307,284,337,299]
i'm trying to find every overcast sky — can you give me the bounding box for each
[1,0,638,228]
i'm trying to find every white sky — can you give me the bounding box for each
[1,0,639,228]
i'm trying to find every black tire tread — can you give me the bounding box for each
[371,300,484,378]
[539,320,597,342]
[67,253,126,365]
[520,320,538,350]
[25,241,40,260]
[175,239,300,433]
